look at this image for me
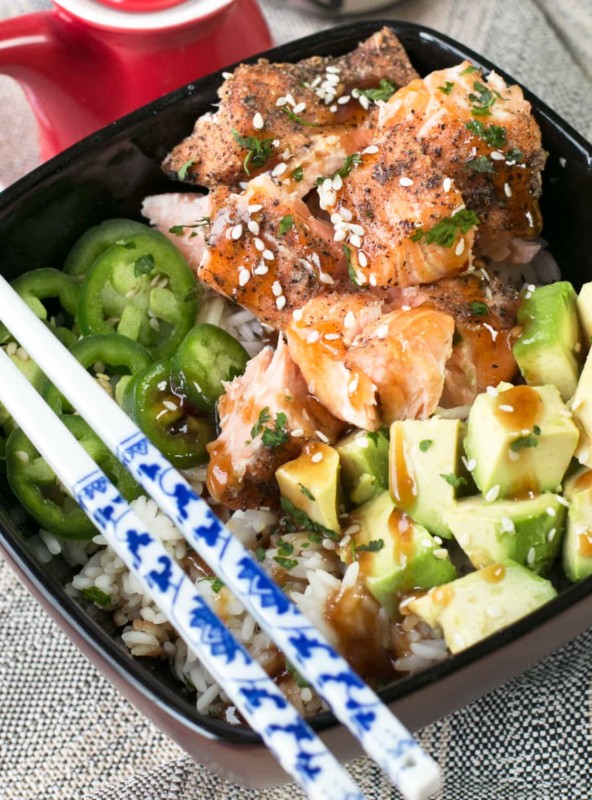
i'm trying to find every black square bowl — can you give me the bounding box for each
[1,20,592,788]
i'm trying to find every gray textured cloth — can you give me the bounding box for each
[1,1,592,798]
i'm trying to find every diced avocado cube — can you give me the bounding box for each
[276,443,341,534]
[563,468,592,581]
[513,282,582,402]
[338,490,456,617]
[465,382,578,499]
[577,282,592,345]
[389,418,469,539]
[445,493,565,575]
[335,429,388,506]
[571,348,592,468]
[407,560,557,654]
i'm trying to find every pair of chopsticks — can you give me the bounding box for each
[0,274,441,800]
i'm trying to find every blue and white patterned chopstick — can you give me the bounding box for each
[0,345,363,800]
[0,276,441,800]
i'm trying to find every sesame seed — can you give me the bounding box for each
[271,162,287,177]
[248,220,260,235]
[331,212,343,224]
[319,273,335,285]
[222,71,233,79]
[348,374,359,394]
[434,548,449,560]
[320,190,336,209]
[291,428,304,438]
[311,452,324,463]
[343,523,361,537]
[485,485,500,502]
[276,296,286,310]
[527,547,535,565]
[399,176,414,187]
[324,333,340,340]
[275,96,287,106]
[359,95,370,110]
[285,93,296,106]
[504,182,512,198]
[375,324,389,339]
[231,223,243,240]
[272,139,280,147]
[486,605,501,619]
[490,151,505,161]
[271,280,282,297]
[254,264,269,276]
[358,251,368,268]
[349,234,362,248]
[369,274,377,286]
[293,309,303,321]
[349,223,365,236]
[254,237,265,251]
[499,404,514,413]
[316,430,330,443]
[453,632,465,648]
[555,495,570,508]
[467,459,477,471]
[451,203,466,217]
[401,305,411,311]
[337,95,350,105]
[238,267,250,287]
[326,65,340,74]
[547,528,557,542]
[263,249,275,261]
[253,112,264,130]
[162,400,177,412]
[546,506,557,517]
[501,516,515,533]
[455,237,465,256]
[363,145,379,155]
[340,207,353,222]
[332,174,343,191]
[307,330,320,344]
[14,450,29,464]
[486,385,499,397]
[329,105,338,113]
[443,177,452,192]
[248,203,262,213]
[344,311,356,329]
[293,102,306,114]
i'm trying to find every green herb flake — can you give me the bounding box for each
[261,411,289,448]
[533,425,541,435]
[316,153,362,187]
[199,576,225,594]
[82,586,112,607]
[470,301,489,316]
[461,65,479,75]
[467,156,496,174]
[357,78,398,103]
[343,243,360,285]
[510,435,539,452]
[177,159,194,181]
[273,555,299,570]
[168,218,210,236]
[292,166,304,182]
[277,539,295,556]
[232,128,275,175]
[413,209,480,248]
[419,440,433,452]
[250,406,271,439]
[440,473,468,488]
[281,497,339,540]
[355,538,385,553]
[281,106,318,127]
[299,483,316,501]
[279,215,294,236]
[409,228,424,242]
[468,81,496,117]
[505,147,524,164]
[255,546,266,562]
[308,532,323,544]
[439,81,455,95]
[465,120,507,148]
[133,254,156,277]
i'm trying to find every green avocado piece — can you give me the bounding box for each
[562,468,592,581]
[513,282,582,402]
[570,346,592,469]
[276,443,342,534]
[464,382,578,499]
[445,493,565,575]
[388,418,470,539]
[408,560,557,654]
[339,490,457,617]
[577,282,592,345]
[335,429,388,506]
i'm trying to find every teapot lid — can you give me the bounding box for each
[54,0,235,31]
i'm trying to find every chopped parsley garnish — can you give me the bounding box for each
[410,209,480,248]
[468,81,497,117]
[505,147,525,164]
[355,538,385,553]
[467,156,496,174]
[419,439,433,452]
[255,546,266,562]
[470,301,489,316]
[169,218,210,236]
[133,254,155,276]
[273,555,299,570]
[510,435,539,452]
[316,153,362,187]
[199,576,224,593]
[440,473,468,488]
[261,412,289,447]
[232,128,275,175]
[533,425,541,435]
[281,106,318,127]
[439,81,455,95]
[299,483,316,501]
[367,431,380,445]
[82,586,112,607]
[460,65,479,75]
[177,159,194,180]
[343,243,360,285]
[280,497,339,540]
[465,120,507,148]
[250,406,271,439]
[279,215,294,235]
[292,165,304,182]
[277,539,295,555]
[357,78,398,103]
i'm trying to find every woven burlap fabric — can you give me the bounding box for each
[1,1,592,797]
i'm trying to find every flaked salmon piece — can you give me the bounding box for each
[162,28,418,191]
[379,61,546,261]
[198,175,349,330]
[141,192,210,269]
[318,124,477,287]
[286,293,454,429]
[389,272,521,406]
[206,338,343,510]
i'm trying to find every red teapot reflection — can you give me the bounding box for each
[0,0,272,160]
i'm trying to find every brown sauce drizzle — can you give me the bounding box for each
[574,471,592,492]
[432,585,455,607]
[481,564,506,583]
[578,533,592,558]
[390,425,417,508]
[493,385,541,433]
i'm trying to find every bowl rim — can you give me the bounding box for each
[1,17,592,748]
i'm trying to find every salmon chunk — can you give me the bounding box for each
[206,338,343,509]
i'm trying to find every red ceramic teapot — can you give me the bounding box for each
[0,0,272,160]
